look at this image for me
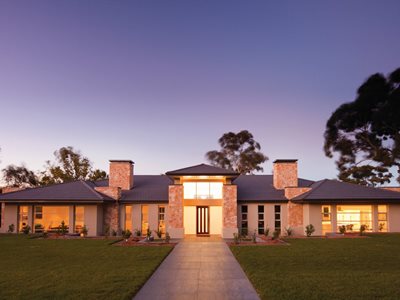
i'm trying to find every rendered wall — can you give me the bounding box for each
[210,206,222,235]
[184,206,196,234]
[84,205,99,237]
[303,204,322,236]
[389,204,400,232]
[0,204,17,233]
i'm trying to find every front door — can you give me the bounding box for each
[196,206,209,235]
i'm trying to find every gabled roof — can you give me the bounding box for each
[0,180,112,203]
[166,163,239,176]
[235,175,314,202]
[292,179,400,203]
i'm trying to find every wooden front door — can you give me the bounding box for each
[196,206,210,235]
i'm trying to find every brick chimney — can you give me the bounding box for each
[109,160,134,190]
[273,159,298,190]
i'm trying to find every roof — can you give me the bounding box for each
[0,180,112,203]
[292,179,400,203]
[166,163,239,176]
[235,175,314,202]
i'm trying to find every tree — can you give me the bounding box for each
[2,165,39,187]
[206,130,268,174]
[324,67,400,186]
[40,146,107,185]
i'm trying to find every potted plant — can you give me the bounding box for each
[81,225,88,237]
[123,229,132,242]
[339,225,346,235]
[146,227,153,241]
[305,224,315,237]
[8,224,15,233]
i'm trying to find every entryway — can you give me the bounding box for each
[196,206,209,235]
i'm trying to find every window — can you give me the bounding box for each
[141,205,149,236]
[158,206,165,234]
[125,205,132,231]
[18,206,29,232]
[274,205,281,231]
[241,205,248,235]
[74,206,84,233]
[337,205,372,232]
[258,205,264,234]
[183,182,223,199]
[33,206,69,233]
[321,205,331,235]
[378,205,388,232]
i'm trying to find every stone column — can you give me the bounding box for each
[372,205,379,232]
[167,185,184,238]
[69,205,75,234]
[222,185,238,238]
[331,204,337,233]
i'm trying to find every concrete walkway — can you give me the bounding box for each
[134,239,260,300]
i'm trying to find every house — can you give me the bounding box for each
[1,159,400,238]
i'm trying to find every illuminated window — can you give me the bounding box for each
[33,206,69,233]
[258,205,264,234]
[158,206,165,234]
[125,205,132,231]
[337,205,372,232]
[19,206,29,232]
[183,182,223,199]
[75,206,84,233]
[274,205,281,231]
[141,205,149,235]
[241,205,248,235]
[321,205,331,235]
[378,205,388,232]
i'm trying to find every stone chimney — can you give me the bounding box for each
[273,159,298,190]
[109,160,134,190]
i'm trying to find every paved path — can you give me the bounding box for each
[134,239,260,300]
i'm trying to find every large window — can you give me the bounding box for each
[34,206,69,233]
[241,205,248,235]
[183,182,223,199]
[378,205,388,232]
[19,206,29,232]
[75,206,84,233]
[258,205,264,234]
[274,205,281,231]
[141,205,149,236]
[337,205,372,232]
[321,205,331,235]
[125,205,132,231]
[158,206,165,234]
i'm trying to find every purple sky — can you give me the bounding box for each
[0,1,399,182]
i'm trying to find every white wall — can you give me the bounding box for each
[184,206,196,234]
[84,205,98,237]
[389,204,400,232]
[1,204,18,233]
[210,206,222,235]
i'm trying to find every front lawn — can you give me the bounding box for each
[231,234,400,300]
[0,235,173,299]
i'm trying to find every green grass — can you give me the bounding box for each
[0,235,173,299]
[231,234,400,300]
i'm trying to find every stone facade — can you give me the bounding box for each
[285,187,311,234]
[94,186,121,200]
[273,161,298,189]
[103,203,120,235]
[222,184,238,238]
[168,185,184,238]
[109,161,134,190]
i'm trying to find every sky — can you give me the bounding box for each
[0,1,399,182]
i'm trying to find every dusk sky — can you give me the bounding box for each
[1,1,399,181]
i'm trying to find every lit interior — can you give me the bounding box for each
[34,206,69,232]
[183,182,223,199]
[337,205,372,231]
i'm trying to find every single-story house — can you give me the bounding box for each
[1,159,400,238]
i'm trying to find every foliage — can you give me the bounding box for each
[346,224,354,232]
[122,229,132,240]
[8,224,15,233]
[339,225,346,234]
[264,226,270,237]
[2,165,39,187]
[40,146,107,185]
[60,221,68,236]
[134,229,141,237]
[240,227,248,237]
[285,226,293,236]
[111,229,117,237]
[104,225,110,237]
[360,224,367,236]
[272,229,280,240]
[324,67,400,186]
[81,225,88,237]
[379,222,386,232]
[146,227,152,239]
[22,225,31,235]
[165,232,170,243]
[233,232,240,244]
[305,224,315,237]
[155,228,162,239]
[252,230,257,243]
[206,130,268,174]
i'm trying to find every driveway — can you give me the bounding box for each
[134,238,260,300]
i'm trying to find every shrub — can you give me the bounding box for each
[305,224,315,237]
[42,231,48,239]
[252,230,257,243]
[111,229,117,236]
[339,225,346,234]
[60,221,68,236]
[240,227,248,237]
[285,226,293,237]
[8,224,15,233]
[346,224,354,232]
[233,232,240,244]
[104,225,111,237]
[134,229,141,237]
[123,229,132,240]
[272,229,280,240]
[156,228,162,239]
[264,226,270,237]
[165,232,170,243]
[379,223,385,232]
[359,224,367,236]
[22,225,31,235]
[81,225,88,237]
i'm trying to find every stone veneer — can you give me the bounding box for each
[285,187,311,235]
[94,186,121,200]
[168,185,184,238]
[109,161,134,190]
[273,161,298,189]
[222,184,238,238]
[103,203,120,235]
